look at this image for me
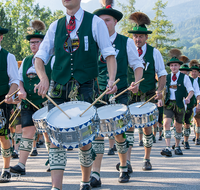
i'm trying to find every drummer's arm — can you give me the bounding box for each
[155,75,166,100]
[129,67,143,93]
[34,58,49,98]
[196,96,200,112]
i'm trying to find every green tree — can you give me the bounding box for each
[117,0,136,37]
[147,0,179,62]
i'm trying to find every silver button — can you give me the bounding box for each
[71,54,73,56]
[71,73,73,75]
[71,58,73,60]
[71,68,73,70]
[71,63,73,65]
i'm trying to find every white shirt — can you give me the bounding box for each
[35,7,116,64]
[0,46,19,86]
[110,32,144,71]
[193,79,200,98]
[169,71,194,100]
[138,43,167,78]
[19,56,55,82]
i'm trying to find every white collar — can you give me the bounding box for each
[66,7,83,23]
[0,46,1,51]
[110,32,117,44]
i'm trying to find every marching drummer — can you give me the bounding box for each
[189,59,200,145]
[127,12,167,170]
[10,20,53,175]
[161,49,195,157]
[91,0,144,187]
[0,26,19,183]
[34,0,117,189]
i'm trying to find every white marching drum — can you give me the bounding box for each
[32,106,48,133]
[97,104,132,137]
[46,101,98,149]
[129,102,158,128]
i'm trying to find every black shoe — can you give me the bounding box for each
[46,167,51,172]
[80,184,91,190]
[116,163,133,174]
[107,148,115,155]
[116,162,120,171]
[10,165,26,175]
[11,152,18,159]
[38,140,44,145]
[174,146,183,155]
[118,172,130,183]
[142,160,152,170]
[160,148,172,157]
[172,144,175,150]
[182,140,184,145]
[139,140,143,146]
[90,176,101,188]
[193,137,196,142]
[113,144,117,151]
[153,135,156,143]
[36,143,40,148]
[158,136,162,141]
[0,171,11,183]
[184,142,190,149]
[67,147,73,151]
[30,149,38,156]
[195,139,200,145]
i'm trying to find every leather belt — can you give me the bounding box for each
[169,85,177,89]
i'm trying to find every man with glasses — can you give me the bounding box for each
[10,20,53,175]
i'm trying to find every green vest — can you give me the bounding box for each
[165,72,187,108]
[22,55,52,105]
[187,76,196,109]
[0,48,9,96]
[52,11,98,85]
[127,44,156,93]
[97,33,128,90]
[197,77,200,87]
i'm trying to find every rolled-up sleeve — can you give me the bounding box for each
[127,38,144,71]
[153,48,167,78]
[184,75,194,93]
[193,79,200,97]
[35,20,58,64]
[92,15,116,59]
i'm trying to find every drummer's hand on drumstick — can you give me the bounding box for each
[155,90,163,100]
[34,76,49,98]
[128,82,139,93]
[106,80,118,94]
[184,97,190,104]
[5,94,13,104]
[18,90,27,101]
[157,99,163,107]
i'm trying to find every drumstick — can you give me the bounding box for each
[9,102,21,121]
[96,99,108,105]
[139,88,166,108]
[34,84,71,119]
[9,110,21,128]
[0,89,20,105]
[80,78,120,117]
[110,78,145,101]
[25,98,39,110]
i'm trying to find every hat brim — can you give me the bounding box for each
[0,28,8,34]
[26,34,45,41]
[128,30,152,34]
[167,61,183,66]
[93,9,123,22]
[179,68,192,71]
[190,68,200,71]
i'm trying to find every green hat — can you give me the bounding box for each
[189,59,200,71]
[0,26,8,34]
[26,20,46,41]
[179,64,191,71]
[128,12,152,34]
[166,49,183,66]
[93,0,123,22]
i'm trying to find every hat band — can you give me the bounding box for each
[132,25,148,32]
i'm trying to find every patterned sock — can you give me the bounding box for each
[14,150,18,154]
[33,147,37,151]
[175,146,179,150]
[119,166,128,173]
[143,159,150,162]
[80,181,90,186]
[91,171,100,180]
[166,146,171,151]
[127,160,130,165]
[2,168,10,174]
[18,162,25,169]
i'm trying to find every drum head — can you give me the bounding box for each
[46,101,96,129]
[32,106,48,120]
[129,102,157,115]
[97,104,127,120]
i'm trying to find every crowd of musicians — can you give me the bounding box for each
[0,0,200,190]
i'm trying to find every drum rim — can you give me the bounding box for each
[32,106,48,121]
[46,101,96,130]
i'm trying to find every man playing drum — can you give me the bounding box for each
[127,12,167,170]
[10,20,53,175]
[161,49,196,157]
[34,0,117,190]
[189,59,200,145]
[0,26,19,183]
[91,0,144,187]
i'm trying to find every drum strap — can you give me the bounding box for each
[115,140,129,154]
[195,126,200,134]
[125,131,134,147]
[92,139,104,154]
[1,147,12,158]
[183,128,190,137]
[15,133,22,144]
[143,133,153,148]
[164,130,171,139]
[174,131,182,140]
[79,147,96,167]
[19,138,33,152]
[49,147,66,171]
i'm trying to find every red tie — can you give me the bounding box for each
[138,47,143,57]
[172,74,177,81]
[66,16,76,35]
